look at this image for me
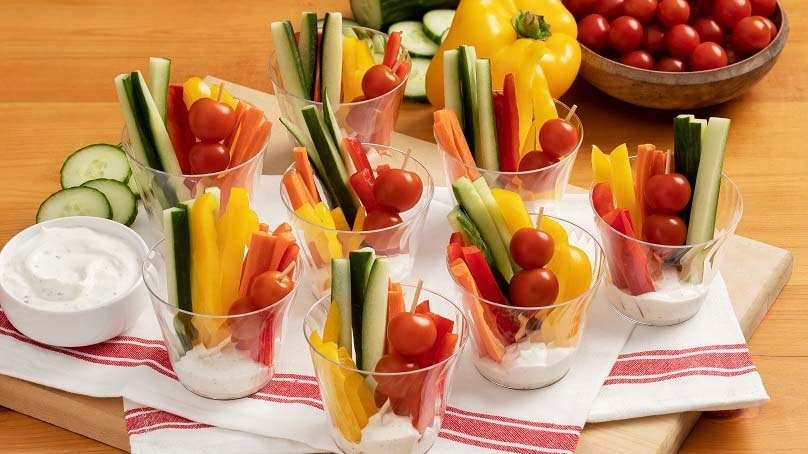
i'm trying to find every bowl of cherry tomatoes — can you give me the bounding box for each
[564,0,789,109]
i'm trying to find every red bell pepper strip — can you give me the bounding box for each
[447,242,464,263]
[462,246,508,304]
[165,85,194,174]
[383,31,402,69]
[449,231,465,246]
[600,209,628,289]
[592,182,616,218]
[415,300,430,314]
[493,73,520,172]
[413,312,454,367]
[607,209,655,295]
[349,168,380,212]
[376,163,391,175]
[395,60,410,80]
[343,137,371,174]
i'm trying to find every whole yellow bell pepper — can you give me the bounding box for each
[426,0,580,107]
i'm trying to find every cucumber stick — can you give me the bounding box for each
[442,49,464,127]
[320,12,343,105]
[447,206,495,270]
[349,248,375,370]
[474,59,499,171]
[673,115,703,222]
[322,92,357,175]
[163,206,192,312]
[361,258,389,373]
[350,0,460,30]
[331,258,353,354]
[298,12,318,100]
[458,45,478,155]
[471,178,513,267]
[271,20,308,99]
[148,57,171,121]
[115,74,157,169]
[687,117,731,245]
[131,71,182,174]
[452,176,514,281]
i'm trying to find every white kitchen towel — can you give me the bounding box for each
[0,177,635,454]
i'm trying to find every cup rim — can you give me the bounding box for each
[267,24,411,107]
[438,98,584,177]
[447,214,606,311]
[303,284,470,376]
[142,239,304,319]
[280,143,435,234]
[589,170,743,250]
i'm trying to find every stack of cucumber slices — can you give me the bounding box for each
[36,144,140,226]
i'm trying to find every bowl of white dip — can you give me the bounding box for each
[0,217,149,347]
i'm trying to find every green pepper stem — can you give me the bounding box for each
[512,10,552,40]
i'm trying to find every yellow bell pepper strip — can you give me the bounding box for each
[189,192,221,315]
[426,0,580,105]
[539,216,571,304]
[183,77,211,110]
[323,302,341,344]
[609,144,640,233]
[314,202,344,259]
[210,84,238,110]
[216,188,258,314]
[491,188,532,234]
[342,37,360,102]
[331,207,350,231]
[591,145,612,184]
[309,333,363,442]
[561,245,592,301]
[296,203,332,263]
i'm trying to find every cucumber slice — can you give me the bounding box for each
[448,206,495,269]
[126,174,141,200]
[320,12,344,105]
[331,258,354,354]
[271,20,308,99]
[351,0,459,30]
[452,176,514,281]
[36,187,112,223]
[361,258,389,372]
[387,21,438,57]
[81,179,138,226]
[474,59,499,171]
[442,49,464,125]
[60,144,131,188]
[163,206,192,312]
[404,57,430,102]
[687,117,731,244]
[423,9,455,44]
[349,248,375,369]
[299,13,319,100]
[440,29,449,43]
[458,45,478,154]
[148,57,171,121]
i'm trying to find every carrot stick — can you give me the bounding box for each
[386,284,406,354]
[449,258,505,362]
[230,108,263,167]
[243,119,271,165]
[273,222,292,235]
[239,232,277,297]
[278,243,299,272]
[434,110,479,180]
[294,147,320,202]
[225,101,248,149]
[259,223,269,233]
[268,235,291,272]
[282,170,314,210]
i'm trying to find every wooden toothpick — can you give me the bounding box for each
[564,104,578,122]
[278,261,295,280]
[401,147,413,170]
[665,149,673,174]
[409,279,424,313]
[535,206,545,229]
[217,82,226,103]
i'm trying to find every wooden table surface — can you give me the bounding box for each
[0,0,805,452]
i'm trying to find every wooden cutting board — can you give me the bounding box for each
[0,78,793,454]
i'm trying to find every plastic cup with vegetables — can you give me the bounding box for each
[304,251,468,453]
[269,12,410,146]
[445,175,604,389]
[115,59,270,234]
[590,116,743,326]
[434,46,583,214]
[280,139,433,298]
[142,188,303,399]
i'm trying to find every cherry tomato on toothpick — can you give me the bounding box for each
[644,173,692,214]
[188,98,237,143]
[189,142,230,174]
[539,118,579,159]
[363,210,403,230]
[643,214,687,245]
[387,312,437,356]
[362,64,400,99]
[509,268,559,308]
[373,168,423,212]
[374,354,418,399]
[510,227,555,269]
[518,150,559,171]
[249,270,294,308]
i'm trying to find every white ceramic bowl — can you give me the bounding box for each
[0,217,149,347]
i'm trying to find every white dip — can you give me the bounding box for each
[172,343,272,399]
[1,226,140,311]
[474,342,577,390]
[605,267,706,325]
[340,411,438,454]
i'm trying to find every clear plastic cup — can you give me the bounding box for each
[303,285,469,454]
[592,173,743,326]
[142,240,303,400]
[448,216,605,390]
[280,144,434,298]
[439,100,583,214]
[268,25,410,146]
[121,125,268,235]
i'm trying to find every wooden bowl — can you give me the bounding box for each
[578,4,789,110]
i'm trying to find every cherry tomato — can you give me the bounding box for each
[620,50,655,69]
[644,25,667,56]
[692,18,725,44]
[749,0,776,17]
[510,227,555,269]
[761,17,777,40]
[189,142,230,174]
[374,354,418,399]
[644,173,692,213]
[696,0,715,16]
[509,269,559,308]
[387,312,437,357]
[732,16,772,54]
[228,297,265,345]
[578,14,611,53]
[593,0,625,20]
[657,0,690,27]
[249,270,294,308]
[666,24,701,59]
[361,64,400,99]
[373,168,423,212]
[690,42,729,70]
[714,0,751,30]
[654,56,688,71]
[642,214,687,245]
[519,150,559,171]
[623,0,658,23]
[188,98,237,143]
[565,0,597,18]
[609,16,644,54]
[538,118,580,159]
[363,209,403,230]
